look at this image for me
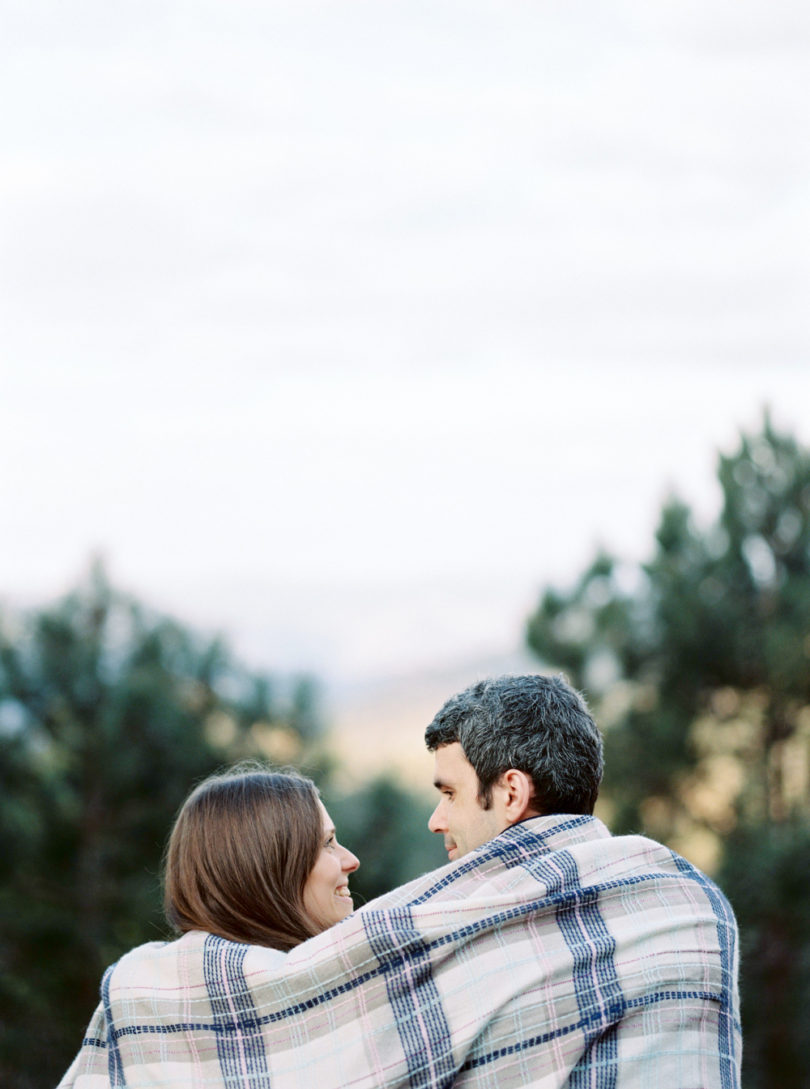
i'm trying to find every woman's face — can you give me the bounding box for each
[302,801,360,932]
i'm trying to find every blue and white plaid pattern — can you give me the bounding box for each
[59,815,741,1088]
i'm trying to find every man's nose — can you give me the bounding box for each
[427,803,445,834]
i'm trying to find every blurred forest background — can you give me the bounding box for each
[2,414,809,1088]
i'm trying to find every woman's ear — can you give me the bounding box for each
[497,768,539,825]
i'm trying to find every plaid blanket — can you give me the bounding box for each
[59,815,741,1088]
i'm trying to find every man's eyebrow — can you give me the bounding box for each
[433,777,453,791]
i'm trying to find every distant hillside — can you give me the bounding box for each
[325,646,543,790]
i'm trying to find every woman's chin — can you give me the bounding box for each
[334,895,354,921]
[309,898,354,933]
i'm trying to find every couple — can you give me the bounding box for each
[60,674,742,1088]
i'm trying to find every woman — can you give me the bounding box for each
[59,764,359,1087]
[164,764,359,948]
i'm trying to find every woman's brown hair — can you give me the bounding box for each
[163,765,323,951]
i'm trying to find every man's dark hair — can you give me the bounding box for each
[424,674,603,814]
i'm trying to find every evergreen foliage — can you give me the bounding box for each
[0,564,322,1088]
[526,412,810,1087]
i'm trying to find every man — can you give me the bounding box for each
[63,674,741,1089]
[426,673,603,860]
[423,673,742,1087]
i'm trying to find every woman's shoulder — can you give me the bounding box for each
[105,930,206,983]
[110,930,286,981]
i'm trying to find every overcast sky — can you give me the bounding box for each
[1,0,808,687]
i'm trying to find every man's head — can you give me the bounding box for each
[425,674,603,860]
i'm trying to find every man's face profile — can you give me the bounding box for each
[427,742,504,860]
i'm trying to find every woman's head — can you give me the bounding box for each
[164,765,358,950]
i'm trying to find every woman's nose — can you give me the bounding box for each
[341,846,360,872]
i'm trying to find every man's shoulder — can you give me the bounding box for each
[505,814,735,915]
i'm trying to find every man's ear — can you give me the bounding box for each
[496,769,540,825]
